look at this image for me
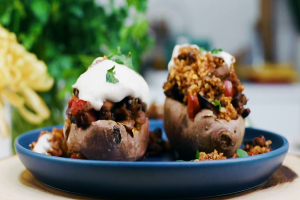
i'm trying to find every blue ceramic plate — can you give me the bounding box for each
[15,120,288,199]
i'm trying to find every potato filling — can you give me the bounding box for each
[66,89,147,135]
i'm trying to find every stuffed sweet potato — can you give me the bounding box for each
[163,45,250,159]
[61,56,150,160]
[31,55,150,161]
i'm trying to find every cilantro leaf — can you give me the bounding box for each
[211,48,222,54]
[212,100,222,111]
[236,149,249,158]
[199,47,206,51]
[106,66,119,84]
[195,150,200,159]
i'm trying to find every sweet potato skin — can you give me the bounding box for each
[164,97,245,159]
[66,119,149,161]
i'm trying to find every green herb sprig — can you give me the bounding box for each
[195,150,200,159]
[212,100,222,111]
[236,149,249,158]
[211,49,222,54]
[106,66,119,84]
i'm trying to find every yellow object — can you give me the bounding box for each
[235,63,298,83]
[0,25,54,138]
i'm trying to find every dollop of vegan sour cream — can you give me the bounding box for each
[72,57,150,111]
[211,51,235,69]
[32,133,53,155]
[168,44,200,70]
[168,44,235,70]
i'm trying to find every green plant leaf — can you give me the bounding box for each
[236,149,249,158]
[106,66,119,84]
[131,15,148,40]
[126,0,148,12]
[13,0,26,17]
[108,51,134,70]
[30,0,50,24]
[19,21,43,50]
[69,5,84,18]
[211,48,222,54]
[78,55,95,69]
[0,6,12,25]
[212,100,222,111]
[0,0,11,14]
[119,25,131,43]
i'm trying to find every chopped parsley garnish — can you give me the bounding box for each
[236,149,249,158]
[108,47,134,70]
[195,150,200,159]
[211,48,222,54]
[212,100,222,111]
[106,66,119,84]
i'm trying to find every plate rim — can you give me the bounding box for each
[15,120,289,166]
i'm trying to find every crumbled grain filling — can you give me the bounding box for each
[195,150,227,161]
[163,46,247,121]
[195,139,272,161]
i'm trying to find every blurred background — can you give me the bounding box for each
[1,0,300,158]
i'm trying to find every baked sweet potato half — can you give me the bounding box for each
[65,119,149,161]
[164,97,245,159]
[62,56,150,161]
[163,45,250,159]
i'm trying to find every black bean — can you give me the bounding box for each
[241,108,250,118]
[254,135,266,147]
[73,88,79,98]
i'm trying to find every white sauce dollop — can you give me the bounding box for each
[168,44,235,70]
[32,133,53,155]
[168,44,199,70]
[211,51,236,69]
[72,58,150,111]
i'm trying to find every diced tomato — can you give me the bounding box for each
[224,80,233,97]
[70,153,85,159]
[70,153,81,159]
[70,153,77,159]
[187,94,200,121]
[68,98,87,115]
[247,151,255,156]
